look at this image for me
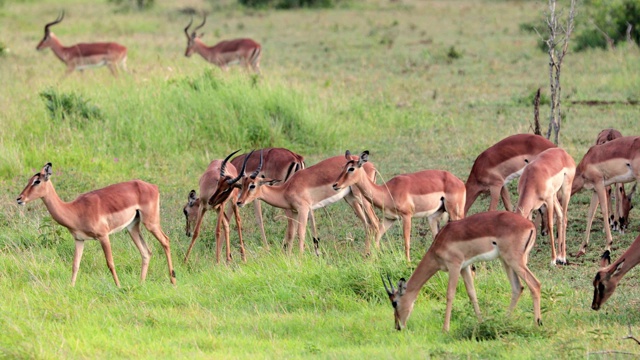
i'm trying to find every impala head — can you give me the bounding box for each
[183,190,199,237]
[207,149,242,207]
[17,163,53,205]
[332,150,368,192]
[617,183,636,233]
[382,274,410,330]
[592,250,625,310]
[235,149,280,208]
[37,11,64,51]
[184,14,206,57]
[595,128,622,145]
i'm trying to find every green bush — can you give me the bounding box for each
[39,88,103,126]
[576,0,640,51]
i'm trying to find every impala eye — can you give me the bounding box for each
[348,167,355,172]
[33,179,41,185]
[249,184,256,190]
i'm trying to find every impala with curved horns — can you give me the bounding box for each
[36,11,128,77]
[184,15,261,74]
[183,150,246,264]
[592,235,640,310]
[223,151,380,255]
[333,150,466,262]
[16,163,176,287]
[383,211,541,332]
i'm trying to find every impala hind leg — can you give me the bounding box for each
[142,213,177,285]
[501,260,524,316]
[577,192,600,256]
[461,266,482,321]
[184,205,207,263]
[127,218,152,282]
[500,185,514,212]
[71,239,86,287]
[253,201,269,249]
[98,235,121,287]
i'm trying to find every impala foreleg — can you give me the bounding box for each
[71,239,85,287]
[232,203,246,263]
[98,235,121,287]
[578,192,600,256]
[253,201,269,249]
[444,266,462,332]
[500,186,514,212]
[489,186,502,211]
[402,215,413,262]
[184,205,207,263]
[545,197,557,264]
[127,219,151,282]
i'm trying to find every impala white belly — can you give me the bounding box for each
[76,60,107,70]
[607,166,635,185]
[461,245,500,269]
[312,187,350,210]
[504,168,525,186]
[109,210,138,235]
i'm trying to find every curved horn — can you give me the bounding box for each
[220,149,241,179]
[228,149,254,185]
[250,149,264,179]
[44,11,65,35]
[184,16,193,39]
[381,273,393,296]
[193,13,207,33]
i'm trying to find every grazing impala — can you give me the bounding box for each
[333,150,465,262]
[228,148,307,249]
[464,134,556,215]
[36,11,128,77]
[16,163,176,287]
[383,211,541,332]
[572,136,640,256]
[228,152,380,255]
[183,150,246,264]
[184,15,261,74]
[515,147,576,265]
[592,235,640,310]
[594,128,631,233]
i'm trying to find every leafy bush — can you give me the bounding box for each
[107,0,154,11]
[575,0,640,51]
[39,88,103,126]
[238,0,345,9]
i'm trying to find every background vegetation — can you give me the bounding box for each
[1,0,640,358]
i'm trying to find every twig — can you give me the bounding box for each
[623,323,640,345]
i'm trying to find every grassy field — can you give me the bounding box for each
[2,0,640,358]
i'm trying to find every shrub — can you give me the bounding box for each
[39,88,103,126]
[575,0,640,51]
[237,0,345,9]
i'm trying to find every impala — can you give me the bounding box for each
[228,152,380,255]
[515,147,576,265]
[592,235,640,310]
[16,163,176,287]
[36,11,128,77]
[383,211,541,332]
[464,134,556,215]
[594,128,631,233]
[184,15,261,74]
[183,150,246,264]
[572,136,640,256]
[227,148,307,249]
[333,150,465,262]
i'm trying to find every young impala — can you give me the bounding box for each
[383,211,541,332]
[515,147,576,265]
[592,235,640,310]
[332,150,465,262]
[183,150,245,264]
[464,134,556,215]
[184,15,261,74]
[226,152,380,255]
[36,11,128,77]
[16,163,176,287]
[572,136,640,256]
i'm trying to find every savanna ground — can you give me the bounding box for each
[1,0,640,358]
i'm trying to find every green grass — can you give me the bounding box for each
[2,0,640,358]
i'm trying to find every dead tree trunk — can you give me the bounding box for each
[543,0,577,145]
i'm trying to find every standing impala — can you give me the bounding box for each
[383,211,541,332]
[184,15,261,74]
[16,163,176,287]
[333,150,465,262]
[515,147,576,265]
[229,148,307,249]
[36,11,128,77]
[183,150,245,264]
[227,152,380,255]
[464,134,556,215]
[572,136,640,256]
[592,235,640,310]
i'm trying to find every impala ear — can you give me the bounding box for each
[600,250,611,267]
[43,162,53,181]
[345,150,351,159]
[188,190,197,206]
[358,151,369,167]
[613,260,625,276]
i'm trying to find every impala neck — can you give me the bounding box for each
[402,252,440,306]
[194,38,217,61]
[353,170,395,211]
[46,34,71,64]
[606,236,640,283]
[40,182,76,230]
[257,184,292,210]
